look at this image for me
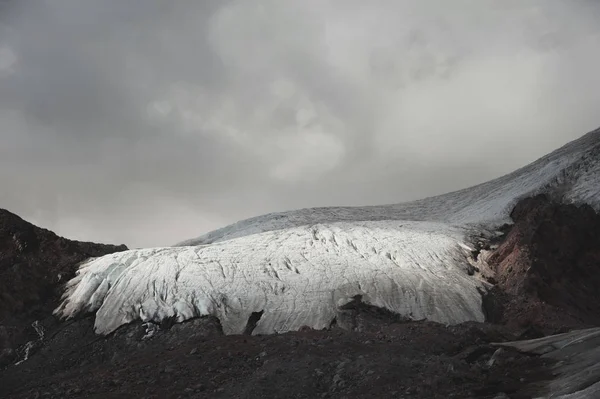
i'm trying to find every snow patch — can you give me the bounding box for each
[15,321,44,365]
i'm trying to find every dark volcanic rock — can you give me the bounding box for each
[0,209,127,365]
[1,317,547,399]
[487,194,600,334]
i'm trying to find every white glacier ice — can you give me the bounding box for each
[55,128,600,336]
[56,221,489,335]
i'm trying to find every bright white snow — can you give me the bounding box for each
[56,221,488,335]
[55,129,600,336]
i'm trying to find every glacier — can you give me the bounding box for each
[55,128,600,336]
[56,221,489,335]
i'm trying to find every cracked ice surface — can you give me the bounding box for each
[56,221,485,335]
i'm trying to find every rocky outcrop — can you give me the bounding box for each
[486,195,600,334]
[0,209,127,366]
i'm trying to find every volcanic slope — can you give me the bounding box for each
[55,129,600,337]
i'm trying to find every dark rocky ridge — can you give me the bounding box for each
[0,209,127,366]
[0,198,599,398]
[484,194,600,335]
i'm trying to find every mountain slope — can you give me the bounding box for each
[178,127,600,246]
[55,129,600,338]
[3,197,600,398]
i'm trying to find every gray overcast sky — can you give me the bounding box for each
[1,0,600,248]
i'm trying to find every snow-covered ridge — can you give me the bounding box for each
[55,129,600,336]
[178,128,600,246]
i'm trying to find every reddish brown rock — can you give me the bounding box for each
[487,194,600,334]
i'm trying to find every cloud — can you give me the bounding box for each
[1,0,600,247]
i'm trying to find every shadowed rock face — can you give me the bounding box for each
[0,209,127,319]
[0,209,127,366]
[487,194,600,334]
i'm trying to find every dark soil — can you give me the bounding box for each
[0,197,599,398]
[0,315,550,399]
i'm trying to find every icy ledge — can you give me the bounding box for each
[496,327,600,398]
[55,221,486,335]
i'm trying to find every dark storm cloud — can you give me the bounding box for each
[1,0,600,247]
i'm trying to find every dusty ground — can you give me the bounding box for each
[0,315,551,399]
[0,196,598,398]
